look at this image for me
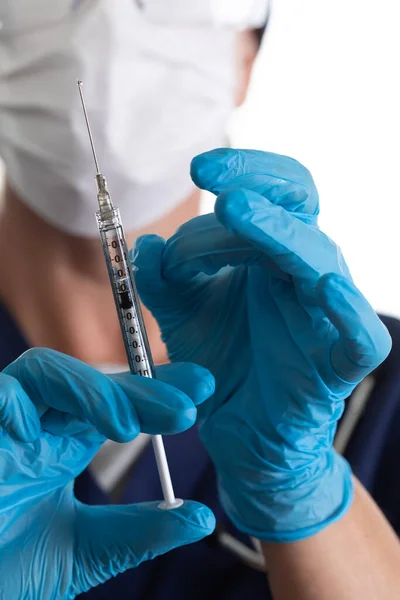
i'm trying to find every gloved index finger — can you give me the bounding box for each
[4,348,140,443]
[191,148,319,223]
[214,188,352,286]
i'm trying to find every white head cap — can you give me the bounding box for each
[0,0,269,236]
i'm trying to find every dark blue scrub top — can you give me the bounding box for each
[1,302,400,599]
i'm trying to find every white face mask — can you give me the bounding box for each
[0,0,268,236]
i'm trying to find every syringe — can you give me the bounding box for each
[77,80,182,510]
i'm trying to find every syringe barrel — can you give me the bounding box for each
[96,208,155,379]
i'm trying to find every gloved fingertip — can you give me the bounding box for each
[155,362,215,407]
[215,188,260,233]
[130,234,165,269]
[319,273,392,378]
[130,235,168,300]
[318,272,354,297]
[190,148,234,192]
[171,363,215,406]
[188,365,216,405]
[170,501,216,537]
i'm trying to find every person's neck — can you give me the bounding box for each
[0,184,200,365]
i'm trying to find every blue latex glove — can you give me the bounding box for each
[132,148,392,543]
[0,348,215,599]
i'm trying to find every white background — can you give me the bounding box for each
[1,0,399,316]
[227,0,400,318]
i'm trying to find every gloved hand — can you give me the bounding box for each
[132,148,391,543]
[0,348,215,599]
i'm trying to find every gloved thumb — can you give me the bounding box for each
[130,235,166,303]
[72,500,215,595]
[130,234,196,322]
[130,234,175,314]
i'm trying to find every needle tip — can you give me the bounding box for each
[77,79,83,86]
[77,79,101,175]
